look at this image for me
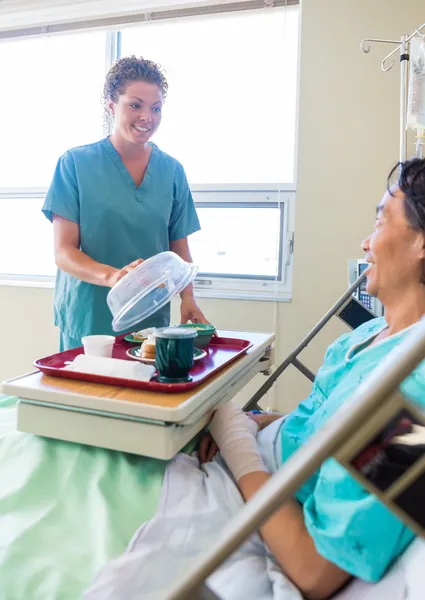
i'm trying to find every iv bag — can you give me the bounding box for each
[407,36,425,131]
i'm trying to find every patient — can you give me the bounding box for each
[82,157,425,600]
[1,159,425,600]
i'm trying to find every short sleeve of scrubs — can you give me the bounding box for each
[303,458,415,582]
[42,152,80,224]
[168,162,200,241]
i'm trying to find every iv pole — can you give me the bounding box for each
[361,22,425,161]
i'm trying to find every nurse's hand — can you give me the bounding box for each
[105,259,144,288]
[180,297,209,324]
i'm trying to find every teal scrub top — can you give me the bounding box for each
[280,317,425,582]
[42,138,201,340]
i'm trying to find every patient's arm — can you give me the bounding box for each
[238,472,351,600]
[210,403,350,600]
[248,412,283,430]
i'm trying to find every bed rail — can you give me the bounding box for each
[244,272,370,412]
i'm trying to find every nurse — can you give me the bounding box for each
[42,56,208,350]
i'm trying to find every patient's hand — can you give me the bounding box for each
[199,411,283,463]
[209,403,268,482]
[247,411,283,431]
[198,432,218,464]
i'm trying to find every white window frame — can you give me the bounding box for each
[0,9,298,302]
[0,184,296,300]
[0,187,56,287]
[191,184,295,302]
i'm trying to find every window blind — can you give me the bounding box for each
[0,0,298,39]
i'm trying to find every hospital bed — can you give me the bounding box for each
[165,273,425,599]
[1,274,424,599]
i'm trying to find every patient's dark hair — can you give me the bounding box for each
[388,158,425,282]
[388,158,425,231]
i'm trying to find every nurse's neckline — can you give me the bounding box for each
[104,136,158,164]
[102,137,158,191]
[106,134,155,154]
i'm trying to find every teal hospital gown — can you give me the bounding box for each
[280,317,425,582]
[42,138,200,347]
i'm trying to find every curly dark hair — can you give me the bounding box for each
[388,157,425,282]
[388,158,425,231]
[103,55,168,104]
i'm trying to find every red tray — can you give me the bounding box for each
[34,335,253,393]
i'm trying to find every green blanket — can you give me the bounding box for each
[0,396,167,599]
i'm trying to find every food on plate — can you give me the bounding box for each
[141,335,156,359]
[132,327,156,341]
[133,332,146,341]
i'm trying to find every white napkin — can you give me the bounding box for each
[65,355,155,382]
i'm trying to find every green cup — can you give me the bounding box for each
[155,327,197,383]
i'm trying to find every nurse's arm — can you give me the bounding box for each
[237,472,351,600]
[53,215,137,287]
[169,237,195,300]
[170,237,210,324]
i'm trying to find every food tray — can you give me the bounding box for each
[34,335,253,393]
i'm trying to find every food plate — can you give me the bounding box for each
[124,327,157,344]
[124,334,147,344]
[126,346,207,365]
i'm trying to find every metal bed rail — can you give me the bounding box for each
[244,272,370,412]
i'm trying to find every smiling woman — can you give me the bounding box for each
[104,56,168,158]
[361,159,425,313]
[41,55,210,351]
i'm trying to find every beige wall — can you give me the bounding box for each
[1,0,423,410]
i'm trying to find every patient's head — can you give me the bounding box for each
[362,158,425,303]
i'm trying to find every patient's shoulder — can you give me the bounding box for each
[351,316,387,340]
[323,317,386,365]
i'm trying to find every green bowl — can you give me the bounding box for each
[178,323,216,348]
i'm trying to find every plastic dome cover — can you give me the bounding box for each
[107,251,198,332]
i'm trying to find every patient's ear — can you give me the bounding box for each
[415,232,425,259]
[420,236,425,259]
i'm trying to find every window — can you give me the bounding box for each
[120,8,299,185]
[120,7,299,299]
[0,29,107,282]
[190,188,295,301]
[192,206,282,279]
[1,5,299,300]
[0,193,55,279]
[0,31,106,187]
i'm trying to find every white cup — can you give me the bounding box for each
[81,335,115,358]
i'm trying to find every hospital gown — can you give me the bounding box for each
[282,317,423,581]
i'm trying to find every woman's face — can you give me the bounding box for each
[109,81,163,145]
[362,187,425,301]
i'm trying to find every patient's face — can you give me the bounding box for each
[362,187,425,300]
